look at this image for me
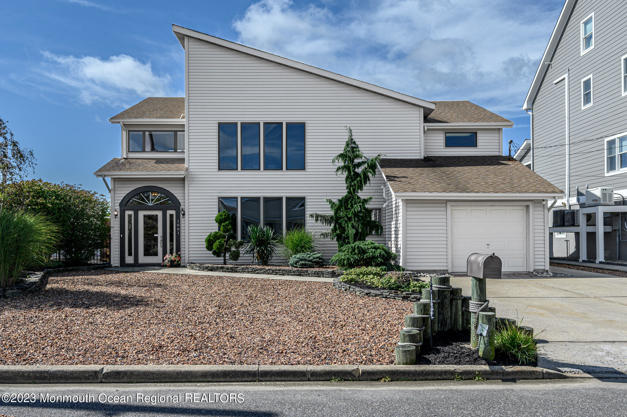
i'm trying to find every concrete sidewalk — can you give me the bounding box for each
[450,275,627,377]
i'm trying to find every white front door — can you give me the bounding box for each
[138,211,162,264]
[450,205,528,272]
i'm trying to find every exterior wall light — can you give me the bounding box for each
[114,209,119,218]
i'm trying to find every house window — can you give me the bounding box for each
[622,55,627,96]
[286,197,305,231]
[286,123,305,170]
[264,123,283,170]
[581,13,594,55]
[218,197,238,233]
[219,123,238,170]
[445,132,477,147]
[606,134,627,174]
[263,197,283,236]
[582,75,593,109]
[167,210,176,255]
[128,131,184,152]
[241,123,260,170]
[241,197,260,240]
[371,208,382,224]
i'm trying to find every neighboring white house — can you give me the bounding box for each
[95,24,561,273]
[523,0,627,264]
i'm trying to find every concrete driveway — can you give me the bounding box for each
[451,268,627,377]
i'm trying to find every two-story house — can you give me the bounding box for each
[96,24,560,272]
[523,0,627,264]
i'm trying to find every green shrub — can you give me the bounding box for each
[205,211,242,264]
[245,225,279,266]
[0,209,58,289]
[0,180,108,265]
[330,240,397,269]
[282,228,314,258]
[495,323,537,365]
[340,267,427,292]
[289,252,324,268]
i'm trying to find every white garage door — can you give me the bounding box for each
[450,205,527,272]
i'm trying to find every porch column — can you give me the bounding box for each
[595,206,604,263]
[579,209,587,262]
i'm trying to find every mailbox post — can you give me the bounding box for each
[466,253,502,348]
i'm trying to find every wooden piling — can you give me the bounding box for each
[470,277,487,348]
[413,300,432,348]
[477,311,496,361]
[395,343,417,365]
[451,287,463,332]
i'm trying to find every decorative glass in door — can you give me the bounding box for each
[143,214,159,256]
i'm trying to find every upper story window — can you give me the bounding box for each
[218,122,306,171]
[581,13,594,55]
[605,133,627,174]
[445,132,477,147]
[128,131,184,153]
[622,54,627,96]
[581,75,593,109]
[219,123,238,170]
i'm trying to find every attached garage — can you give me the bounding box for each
[449,204,528,272]
[380,156,563,274]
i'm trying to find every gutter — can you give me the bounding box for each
[554,70,571,209]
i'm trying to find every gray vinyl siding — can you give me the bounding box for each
[185,37,423,263]
[110,178,185,266]
[424,128,502,156]
[532,0,627,197]
[532,201,547,270]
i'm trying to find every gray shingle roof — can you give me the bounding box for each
[109,98,185,121]
[94,158,186,175]
[426,101,512,124]
[380,156,561,194]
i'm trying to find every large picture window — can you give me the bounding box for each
[286,123,305,170]
[286,197,305,231]
[264,123,283,170]
[445,132,477,147]
[219,123,238,170]
[606,133,627,174]
[127,131,184,152]
[241,197,260,241]
[241,123,260,170]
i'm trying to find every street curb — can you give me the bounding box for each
[0,365,567,384]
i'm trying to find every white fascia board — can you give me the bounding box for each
[172,24,435,110]
[424,122,513,129]
[523,0,576,110]
[94,171,187,178]
[109,119,186,125]
[513,140,531,160]
[394,192,562,200]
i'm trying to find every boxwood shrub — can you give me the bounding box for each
[289,252,324,268]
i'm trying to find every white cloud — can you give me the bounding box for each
[232,0,560,116]
[40,52,171,106]
[64,0,114,12]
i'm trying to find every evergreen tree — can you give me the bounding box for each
[312,128,382,247]
[205,211,243,265]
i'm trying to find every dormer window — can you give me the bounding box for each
[581,13,594,55]
[128,130,185,152]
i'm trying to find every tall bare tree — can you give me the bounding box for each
[0,118,36,185]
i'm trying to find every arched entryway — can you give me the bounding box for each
[120,186,181,265]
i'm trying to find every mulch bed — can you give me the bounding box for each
[0,270,412,365]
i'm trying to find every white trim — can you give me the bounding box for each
[424,122,513,129]
[621,54,627,97]
[395,192,560,200]
[581,74,593,110]
[523,0,576,110]
[446,201,532,272]
[554,73,571,207]
[604,131,627,176]
[400,199,407,267]
[544,200,550,270]
[172,24,435,110]
[126,152,185,159]
[513,139,530,160]
[125,211,134,265]
[110,119,185,124]
[184,35,190,265]
[138,210,163,264]
[96,171,187,178]
[580,12,595,56]
[166,210,176,255]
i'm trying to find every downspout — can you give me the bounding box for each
[554,69,570,209]
[526,109,534,170]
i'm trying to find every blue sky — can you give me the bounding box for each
[0,0,564,195]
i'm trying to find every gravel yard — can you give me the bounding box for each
[0,270,411,365]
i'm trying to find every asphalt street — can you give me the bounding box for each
[0,379,625,417]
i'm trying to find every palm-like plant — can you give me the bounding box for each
[245,225,279,266]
